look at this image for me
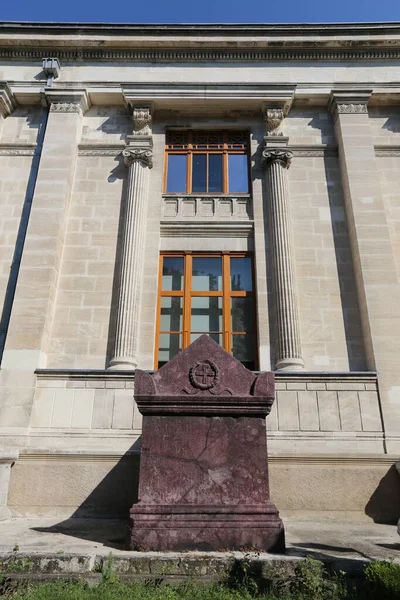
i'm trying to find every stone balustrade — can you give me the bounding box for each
[162,194,253,220]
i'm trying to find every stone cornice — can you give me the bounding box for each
[0,82,16,119]
[2,22,400,53]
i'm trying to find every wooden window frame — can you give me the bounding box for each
[155,251,257,369]
[163,130,250,195]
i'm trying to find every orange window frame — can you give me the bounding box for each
[155,251,257,369]
[163,130,250,195]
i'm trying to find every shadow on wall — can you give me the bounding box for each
[31,440,141,549]
[365,464,400,525]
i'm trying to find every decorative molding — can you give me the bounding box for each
[4,48,400,62]
[15,452,395,467]
[375,146,400,157]
[0,82,16,119]
[336,103,369,115]
[50,102,82,113]
[78,145,124,156]
[290,146,338,157]
[261,148,293,169]
[263,107,285,136]
[122,147,153,168]
[0,145,36,156]
[160,221,254,238]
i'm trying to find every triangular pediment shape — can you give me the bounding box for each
[135,335,274,404]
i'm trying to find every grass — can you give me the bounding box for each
[1,557,400,599]
[0,580,300,600]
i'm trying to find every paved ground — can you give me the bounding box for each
[0,513,399,564]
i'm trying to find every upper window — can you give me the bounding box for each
[155,252,257,370]
[164,130,250,194]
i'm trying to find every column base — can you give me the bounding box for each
[275,357,304,372]
[108,357,137,371]
[128,504,285,553]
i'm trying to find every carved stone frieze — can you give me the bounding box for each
[122,147,153,168]
[0,146,36,156]
[50,102,82,114]
[264,107,284,136]
[78,145,124,156]
[261,149,293,169]
[328,91,371,122]
[336,103,368,115]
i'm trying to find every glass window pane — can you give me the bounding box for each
[192,257,222,291]
[228,154,249,193]
[192,154,207,192]
[166,154,187,193]
[190,332,223,346]
[191,297,222,332]
[208,154,223,193]
[232,334,255,369]
[231,297,254,332]
[158,333,182,365]
[162,257,184,291]
[230,257,253,291]
[160,297,182,332]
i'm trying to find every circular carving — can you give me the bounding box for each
[189,360,219,390]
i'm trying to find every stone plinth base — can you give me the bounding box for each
[0,450,19,521]
[128,504,285,552]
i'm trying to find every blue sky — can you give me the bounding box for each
[1,0,400,24]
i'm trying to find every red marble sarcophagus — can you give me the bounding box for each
[127,335,284,552]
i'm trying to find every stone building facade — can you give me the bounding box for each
[0,21,399,520]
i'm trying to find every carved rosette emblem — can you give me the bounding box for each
[189,360,219,390]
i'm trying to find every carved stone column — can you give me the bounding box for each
[261,107,304,371]
[109,106,153,370]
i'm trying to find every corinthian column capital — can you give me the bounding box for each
[261,148,293,170]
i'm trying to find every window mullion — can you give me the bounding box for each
[183,254,192,349]
[223,152,228,194]
[154,254,164,368]
[222,254,231,353]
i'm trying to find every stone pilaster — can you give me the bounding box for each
[0,90,89,431]
[108,105,153,370]
[261,118,304,371]
[329,89,400,452]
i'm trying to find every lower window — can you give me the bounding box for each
[155,252,257,370]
